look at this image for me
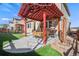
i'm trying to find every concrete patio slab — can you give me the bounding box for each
[3,35,43,53]
[3,35,58,53]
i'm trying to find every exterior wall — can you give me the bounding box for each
[26,21,34,34]
[54,3,70,42]
[25,19,41,34]
[56,3,70,32]
[55,3,70,32]
[61,4,70,33]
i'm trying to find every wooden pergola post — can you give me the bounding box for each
[64,17,67,41]
[43,12,47,47]
[62,17,65,42]
[57,17,61,41]
[23,18,27,36]
[58,17,60,33]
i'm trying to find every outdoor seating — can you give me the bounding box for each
[32,31,43,38]
[48,28,57,37]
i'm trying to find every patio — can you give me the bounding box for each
[3,35,58,53]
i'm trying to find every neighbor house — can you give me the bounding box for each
[0,24,9,32]
[9,18,26,33]
[70,27,79,32]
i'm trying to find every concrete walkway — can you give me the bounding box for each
[3,35,43,53]
[3,33,59,53]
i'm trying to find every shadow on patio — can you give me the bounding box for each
[63,38,79,56]
[0,33,35,56]
[0,50,40,56]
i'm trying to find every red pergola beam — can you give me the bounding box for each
[22,18,27,36]
[18,4,28,17]
[18,3,63,21]
[43,12,47,46]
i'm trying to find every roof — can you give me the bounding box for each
[18,3,63,21]
[13,18,21,21]
[63,3,70,16]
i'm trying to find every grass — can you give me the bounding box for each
[12,33,25,39]
[35,45,62,56]
[0,33,25,42]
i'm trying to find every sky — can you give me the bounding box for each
[0,3,21,24]
[0,3,79,27]
[67,3,79,27]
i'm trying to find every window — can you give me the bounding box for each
[27,23,31,28]
[46,22,47,28]
[29,23,31,28]
[49,21,52,28]
[27,23,29,28]
[11,27,13,30]
[52,20,57,27]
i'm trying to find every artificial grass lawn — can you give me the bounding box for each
[35,45,62,56]
[0,33,24,42]
[12,33,25,39]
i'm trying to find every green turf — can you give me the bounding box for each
[0,33,24,42]
[35,45,62,56]
[12,33,25,39]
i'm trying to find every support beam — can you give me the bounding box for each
[23,18,27,36]
[57,17,62,42]
[62,17,65,42]
[43,12,47,46]
[64,18,67,41]
[58,17,60,33]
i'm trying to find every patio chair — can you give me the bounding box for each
[48,28,57,38]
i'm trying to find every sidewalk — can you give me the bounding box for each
[3,35,42,53]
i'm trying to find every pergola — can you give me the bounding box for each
[18,3,63,46]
